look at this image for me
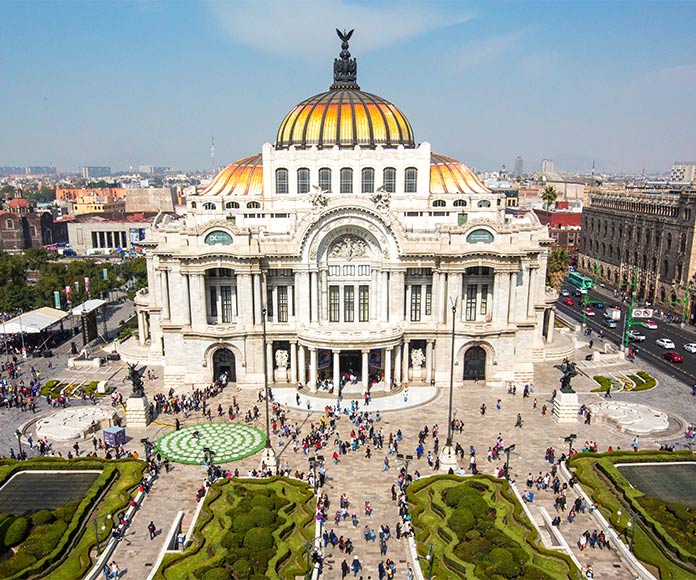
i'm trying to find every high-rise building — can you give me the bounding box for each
[81,166,112,179]
[514,156,523,177]
[541,159,554,174]
[671,162,696,183]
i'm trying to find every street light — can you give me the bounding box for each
[563,433,577,460]
[259,303,277,471]
[15,430,23,458]
[414,541,434,580]
[93,513,113,555]
[504,444,516,480]
[617,509,638,551]
[439,297,459,472]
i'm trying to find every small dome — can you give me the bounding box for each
[430,154,490,195]
[276,90,415,150]
[200,154,263,197]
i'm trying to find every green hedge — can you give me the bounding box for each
[592,375,611,393]
[634,371,657,391]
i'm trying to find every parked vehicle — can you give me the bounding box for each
[684,343,696,353]
[663,351,684,363]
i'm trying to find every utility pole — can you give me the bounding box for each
[582,258,600,328]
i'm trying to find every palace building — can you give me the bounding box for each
[130,32,557,390]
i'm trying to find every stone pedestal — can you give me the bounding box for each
[126,395,152,427]
[410,367,423,381]
[274,367,288,382]
[439,445,459,473]
[260,446,277,473]
[553,390,579,423]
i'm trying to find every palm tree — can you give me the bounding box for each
[540,185,558,212]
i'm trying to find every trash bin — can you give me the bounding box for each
[70,341,78,354]
[528,492,534,503]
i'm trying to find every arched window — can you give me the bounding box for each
[297,168,310,194]
[466,229,494,244]
[340,168,353,194]
[477,200,491,208]
[361,168,375,193]
[275,168,288,194]
[203,202,217,211]
[660,287,666,302]
[383,167,396,193]
[663,259,669,278]
[667,232,672,251]
[29,225,37,237]
[318,168,332,192]
[453,199,467,207]
[247,201,261,209]
[405,167,417,193]
[225,201,240,209]
[432,200,446,208]
[190,202,197,209]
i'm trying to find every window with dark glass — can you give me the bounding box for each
[362,168,375,193]
[266,288,274,320]
[344,286,354,322]
[340,168,353,194]
[275,168,288,194]
[480,284,488,315]
[329,286,340,322]
[359,285,369,322]
[405,167,417,193]
[410,285,422,321]
[277,286,288,322]
[319,168,332,192]
[297,168,310,194]
[221,286,233,323]
[209,287,218,317]
[466,284,477,321]
[425,285,432,316]
[383,167,396,193]
[432,200,446,207]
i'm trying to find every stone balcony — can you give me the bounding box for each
[297,324,403,349]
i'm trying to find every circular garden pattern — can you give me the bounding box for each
[155,423,266,465]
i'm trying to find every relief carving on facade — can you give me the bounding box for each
[275,349,289,370]
[310,186,328,208]
[370,189,391,211]
[329,235,368,260]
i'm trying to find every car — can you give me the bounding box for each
[573,289,587,297]
[585,307,596,316]
[641,320,658,330]
[560,289,570,297]
[562,298,574,306]
[656,338,676,349]
[663,351,685,363]
[628,330,646,342]
[591,302,605,309]
[684,343,696,353]
[604,319,617,329]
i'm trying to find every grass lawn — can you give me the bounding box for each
[408,474,577,579]
[156,477,315,580]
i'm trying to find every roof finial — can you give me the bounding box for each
[331,28,360,90]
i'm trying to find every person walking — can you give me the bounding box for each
[148,520,156,540]
[351,555,362,577]
[110,561,121,579]
[341,558,350,578]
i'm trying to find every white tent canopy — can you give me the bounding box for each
[70,299,107,316]
[0,307,68,334]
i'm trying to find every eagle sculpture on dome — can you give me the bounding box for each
[332,28,359,89]
[337,28,353,45]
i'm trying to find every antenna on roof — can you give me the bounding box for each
[211,136,215,174]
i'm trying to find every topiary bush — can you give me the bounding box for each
[201,568,231,580]
[30,511,54,526]
[244,527,273,552]
[448,508,475,533]
[3,517,29,548]
[248,506,275,527]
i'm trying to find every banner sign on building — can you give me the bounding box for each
[632,308,653,319]
[53,291,61,310]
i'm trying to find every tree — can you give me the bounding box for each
[546,248,570,289]
[540,185,558,212]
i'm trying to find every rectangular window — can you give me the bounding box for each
[480,284,488,315]
[361,167,375,193]
[319,168,332,192]
[344,286,354,322]
[92,231,98,248]
[342,265,355,276]
[329,286,340,322]
[466,284,477,321]
[383,167,396,193]
[405,167,417,193]
[328,265,340,276]
[359,285,369,322]
[221,286,233,323]
[425,284,432,316]
[266,288,274,320]
[297,168,310,194]
[209,286,218,317]
[277,286,289,322]
[275,168,288,194]
[340,168,353,194]
[410,285,422,322]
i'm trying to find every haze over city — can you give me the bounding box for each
[2,0,695,174]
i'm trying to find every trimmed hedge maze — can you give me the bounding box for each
[408,475,577,580]
[0,457,145,580]
[156,477,315,580]
[570,450,696,579]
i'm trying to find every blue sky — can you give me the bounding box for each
[1,0,694,174]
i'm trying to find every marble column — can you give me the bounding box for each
[528,267,537,318]
[298,345,306,385]
[547,309,556,342]
[493,271,510,327]
[238,273,254,326]
[161,271,170,320]
[182,273,191,326]
[432,271,441,323]
[310,272,318,323]
[253,273,262,325]
[320,270,329,322]
[290,342,298,383]
[362,350,369,388]
[508,272,517,324]
[137,311,146,345]
[381,271,389,322]
[439,271,448,324]
[266,342,274,384]
[333,350,340,387]
[394,344,402,384]
[402,340,410,383]
[385,348,392,388]
[272,286,279,323]
[309,348,317,391]
[370,270,379,321]
[425,340,433,384]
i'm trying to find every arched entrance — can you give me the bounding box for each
[463,346,486,381]
[213,348,236,383]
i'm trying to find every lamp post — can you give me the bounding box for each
[564,433,577,461]
[15,430,23,458]
[617,509,638,551]
[503,444,516,480]
[414,541,434,580]
[439,297,459,472]
[93,513,112,555]
[260,304,277,471]
[308,454,324,494]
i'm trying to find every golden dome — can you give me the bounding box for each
[200,154,263,197]
[430,154,490,195]
[276,89,415,150]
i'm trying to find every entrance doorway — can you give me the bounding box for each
[213,348,236,382]
[340,350,361,379]
[463,346,486,381]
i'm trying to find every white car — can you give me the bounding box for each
[684,343,696,353]
[641,320,658,330]
[628,332,646,342]
[656,338,675,349]
[560,289,570,297]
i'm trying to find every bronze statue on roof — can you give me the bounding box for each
[331,28,360,90]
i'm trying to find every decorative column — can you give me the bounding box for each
[394,344,402,385]
[528,267,537,318]
[290,342,298,383]
[425,340,433,384]
[266,342,274,384]
[309,348,317,391]
[238,273,254,326]
[381,271,389,321]
[432,271,441,323]
[389,271,405,322]
[546,309,556,342]
[362,350,369,388]
[182,273,191,326]
[161,271,170,320]
[137,311,146,345]
[370,270,379,321]
[508,272,517,324]
[272,286,279,323]
[402,340,410,383]
[439,271,448,324]
[333,350,340,387]
[298,345,306,385]
[253,273,262,325]
[493,271,510,327]
[320,269,329,322]
[310,272,318,323]
[385,348,392,389]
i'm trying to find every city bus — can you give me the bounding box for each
[566,272,593,292]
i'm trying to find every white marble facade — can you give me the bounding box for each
[133,40,556,390]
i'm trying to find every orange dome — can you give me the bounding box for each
[430,154,490,195]
[200,154,263,197]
